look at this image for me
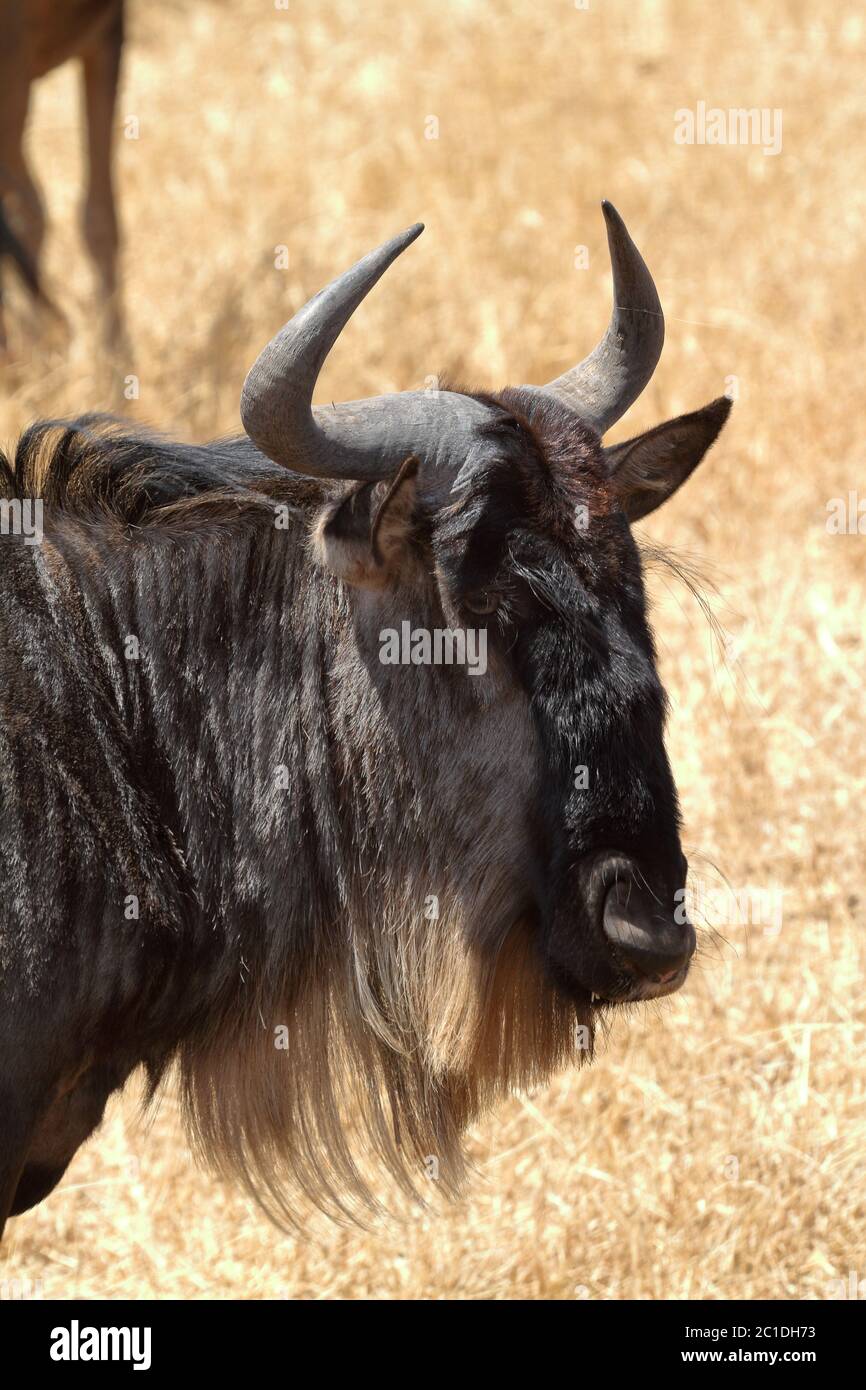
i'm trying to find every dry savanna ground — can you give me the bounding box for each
[0,0,864,1300]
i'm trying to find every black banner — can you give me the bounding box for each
[4,1297,860,1374]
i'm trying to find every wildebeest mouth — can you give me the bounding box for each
[549,852,695,1011]
[597,856,695,995]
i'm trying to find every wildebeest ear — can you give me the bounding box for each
[314,455,419,588]
[604,396,732,522]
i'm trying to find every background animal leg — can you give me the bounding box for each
[0,55,44,350]
[81,7,124,349]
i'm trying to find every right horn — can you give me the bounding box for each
[534,201,664,436]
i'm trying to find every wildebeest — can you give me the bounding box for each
[0,204,730,1234]
[0,0,124,347]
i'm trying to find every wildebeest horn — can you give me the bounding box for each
[534,200,664,435]
[241,224,486,482]
[241,203,664,481]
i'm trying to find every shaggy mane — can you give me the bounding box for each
[0,414,318,527]
[2,403,612,1228]
[174,909,587,1228]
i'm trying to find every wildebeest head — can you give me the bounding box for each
[241,204,730,1025]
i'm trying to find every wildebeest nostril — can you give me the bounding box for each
[602,878,695,981]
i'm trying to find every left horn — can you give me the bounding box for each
[534,201,664,435]
[241,223,481,481]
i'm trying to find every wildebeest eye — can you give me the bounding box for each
[464,589,500,616]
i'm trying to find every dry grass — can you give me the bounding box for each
[1,0,864,1300]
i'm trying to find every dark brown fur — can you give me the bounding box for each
[0,388,729,1231]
